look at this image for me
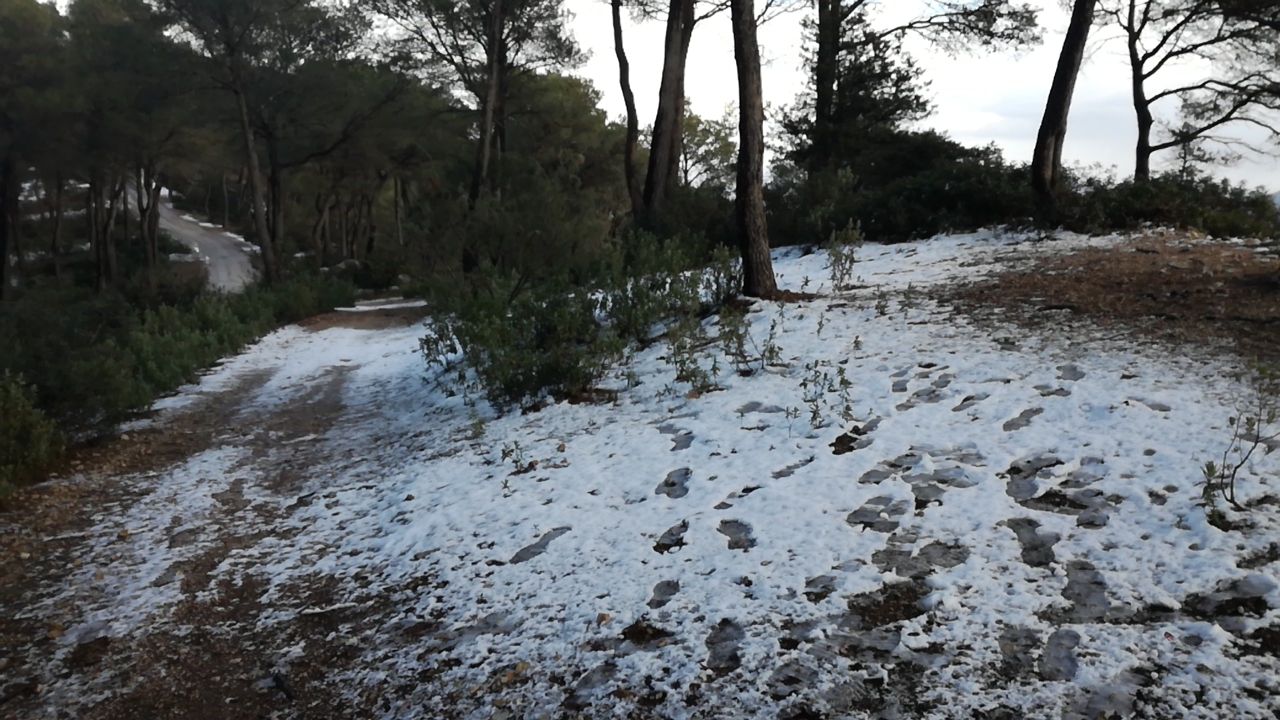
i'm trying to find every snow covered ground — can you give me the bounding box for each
[11,231,1280,718]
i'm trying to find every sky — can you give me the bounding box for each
[565,0,1280,191]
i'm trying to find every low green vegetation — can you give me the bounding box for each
[0,275,353,497]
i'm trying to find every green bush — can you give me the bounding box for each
[422,274,624,408]
[421,232,739,409]
[0,273,355,491]
[0,373,63,498]
[1059,170,1280,239]
[766,129,1280,245]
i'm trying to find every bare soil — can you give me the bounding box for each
[939,230,1280,360]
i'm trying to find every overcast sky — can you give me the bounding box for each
[565,0,1280,191]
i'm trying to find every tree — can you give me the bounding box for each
[805,0,1040,174]
[611,0,643,215]
[1031,0,1099,203]
[159,0,301,282]
[785,8,932,172]
[373,0,580,211]
[678,113,737,190]
[68,0,203,288]
[1099,0,1280,180]
[731,0,778,297]
[0,0,66,299]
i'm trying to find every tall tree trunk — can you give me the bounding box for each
[231,70,277,282]
[50,171,63,279]
[811,0,839,173]
[0,153,16,300]
[136,162,163,288]
[393,176,405,247]
[364,194,377,258]
[666,0,696,190]
[221,172,231,227]
[267,136,287,257]
[1032,0,1096,201]
[1125,1,1153,182]
[642,0,694,219]
[103,179,123,286]
[89,177,104,292]
[611,0,643,216]
[469,0,504,209]
[731,0,778,298]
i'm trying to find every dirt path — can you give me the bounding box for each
[157,199,258,292]
[0,307,428,719]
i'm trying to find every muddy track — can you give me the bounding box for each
[0,317,427,719]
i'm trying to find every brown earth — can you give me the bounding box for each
[938,231,1280,360]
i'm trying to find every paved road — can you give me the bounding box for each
[157,200,258,292]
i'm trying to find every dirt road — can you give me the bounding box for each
[157,200,258,292]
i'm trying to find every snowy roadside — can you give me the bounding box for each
[4,231,1278,718]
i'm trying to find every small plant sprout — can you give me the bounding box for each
[1202,366,1280,517]
[467,411,486,440]
[826,222,863,292]
[500,441,526,471]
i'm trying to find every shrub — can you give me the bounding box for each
[1059,170,1280,239]
[422,274,624,408]
[0,373,63,497]
[421,232,741,409]
[0,273,355,491]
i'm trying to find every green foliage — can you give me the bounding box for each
[826,222,863,291]
[1059,169,1280,239]
[0,372,63,498]
[0,275,354,489]
[420,231,741,409]
[769,131,1035,244]
[421,273,624,409]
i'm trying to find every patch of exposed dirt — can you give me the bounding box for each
[299,304,428,332]
[939,231,1280,359]
[0,355,421,719]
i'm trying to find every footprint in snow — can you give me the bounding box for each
[772,456,815,479]
[653,520,688,554]
[655,468,691,499]
[952,393,990,412]
[1057,364,1086,382]
[648,580,680,609]
[509,527,571,564]
[705,619,746,675]
[847,496,911,533]
[1130,398,1172,412]
[718,520,756,551]
[1002,518,1060,568]
[1002,407,1044,432]
[655,422,695,451]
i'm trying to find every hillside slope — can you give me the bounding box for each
[2,233,1278,719]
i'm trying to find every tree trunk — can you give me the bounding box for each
[88,177,103,292]
[267,136,286,258]
[667,0,696,190]
[731,0,778,298]
[642,0,694,219]
[364,194,377,258]
[103,179,123,286]
[611,0,643,216]
[1031,0,1096,201]
[231,70,277,282]
[393,176,405,247]
[811,0,839,173]
[1125,1,1154,182]
[221,172,231,227]
[469,0,504,209]
[0,153,16,300]
[50,171,63,279]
